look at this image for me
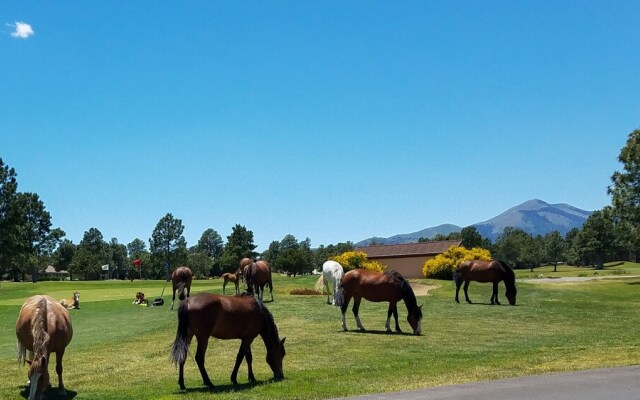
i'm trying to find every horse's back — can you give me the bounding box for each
[458,260,504,282]
[342,269,402,302]
[322,261,344,283]
[184,293,262,340]
[16,295,72,350]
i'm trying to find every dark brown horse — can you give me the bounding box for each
[170,293,286,389]
[16,295,73,400]
[335,269,423,335]
[454,260,517,305]
[222,270,241,295]
[245,260,274,301]
[171,266,193,310]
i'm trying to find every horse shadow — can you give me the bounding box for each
[627,281,640,285]
[346,329,415,336]
[19,386,78,399]
[175,380,264,395]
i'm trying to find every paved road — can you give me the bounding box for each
[335,366,639,400]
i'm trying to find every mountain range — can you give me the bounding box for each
[356,199,593,246]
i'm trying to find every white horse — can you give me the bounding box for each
[315,260,344,305]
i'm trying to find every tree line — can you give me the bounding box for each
[0,160,354,281]
[2,128,640,280]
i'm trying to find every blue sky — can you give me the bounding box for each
[2,1,639,251]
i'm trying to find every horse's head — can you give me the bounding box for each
[27,355,49,400]
[407,305,423,335]
[266,337,286,380]
[506,285,517,306]
[73,291,80,302]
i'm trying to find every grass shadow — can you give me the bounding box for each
[626,281,640,285]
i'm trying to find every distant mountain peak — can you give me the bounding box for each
[356,199,593,246]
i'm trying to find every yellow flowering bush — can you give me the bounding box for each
[422,246,492,279]
[331,251,387,272]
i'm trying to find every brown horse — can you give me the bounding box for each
[16,295,73,400]
[222,270,241,295]
[238,257,254,282]
[171,266,193,310]
[60,291,80,310]
[170,293,286,390]
[245,260,274,301]
[454,260,517,305]
[335,269,423,335]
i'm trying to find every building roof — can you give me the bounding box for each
[358,240,462,258]
[44,265,69,274]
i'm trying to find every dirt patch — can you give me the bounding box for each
[411,282,438,296]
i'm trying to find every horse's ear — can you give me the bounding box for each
[419,304,423,310]
[281,337,286,345]
[26,359,32,365]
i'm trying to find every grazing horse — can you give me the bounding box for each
[454,260,517,305]
[335,269,423,335]
[171,266,193,310]
[60,291,80,310]
[16,295,73,400]
[170,293,286,389]
[314,260,344,305]
[245,260,274,301]
[222,270,241,295]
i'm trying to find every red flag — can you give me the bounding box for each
[133,259,141,268]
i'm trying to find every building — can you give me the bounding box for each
[357,240,462,278]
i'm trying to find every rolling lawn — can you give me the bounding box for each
[0,271,639,399]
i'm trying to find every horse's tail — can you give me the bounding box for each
[334,283,345,307]
[170,301,190,367]
[177,281,186,300]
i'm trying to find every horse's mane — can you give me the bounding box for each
[256,298,280,343]
[384,270,420,314]
[497,260,516,284]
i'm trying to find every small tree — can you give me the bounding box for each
[422,246,492,279]
[331,251,386,272]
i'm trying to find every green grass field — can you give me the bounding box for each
[1,266,639,400]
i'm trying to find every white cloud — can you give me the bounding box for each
[9,21,34,39]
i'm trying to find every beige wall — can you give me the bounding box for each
[371,255,435,279]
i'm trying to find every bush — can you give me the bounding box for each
[331,251,387,272]
[422,246,492,280]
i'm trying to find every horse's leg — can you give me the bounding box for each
[455,278,463,303]
[55,349,66,394]
[235,280,239,295]
[171,287,176,310]
[385,303,393,332]
[231,340,255,385]
[389,302,401,333]
[187,283,191,298]
[177,333,194,390]
[324,279,331,304]
[352,296,365,331]
[340,293,352,331]
[223,280,227,295]
[194,335,214,388]
[463,281,472,303]
[492,281,500,305]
